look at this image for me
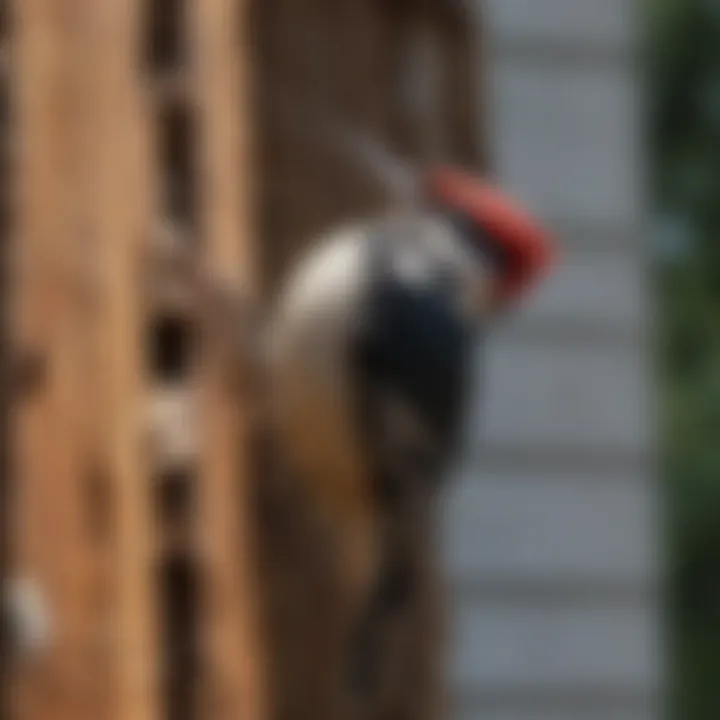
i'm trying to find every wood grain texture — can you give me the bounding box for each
[6,3,483,719]
[89,1,159,718]
[190,0,266,718]
[12,0,104,717]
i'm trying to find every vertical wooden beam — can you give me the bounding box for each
[410,14,447,164]
[89,1,159,719]
[0,2,12,714]
[0,17,10,713]
[190,0,265,718]
[441,10,482,168]
[345,0,399,215]
[12,1,101,718]
[71,4,118,715]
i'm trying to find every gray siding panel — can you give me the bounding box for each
[455,709,655,720]
[488,62,640,224]
[476,341,649,451]
[448,2,655,717]
[513,251,645,329]
[443,470,655,583]
[485,0,634,46]
[450,598,657,690]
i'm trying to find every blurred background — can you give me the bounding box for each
[2,0,714,719]
[650,1,720,719]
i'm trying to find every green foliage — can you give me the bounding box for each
[650,0,720,717]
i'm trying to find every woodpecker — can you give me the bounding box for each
[150,162,556,698]
[267,166,556,696]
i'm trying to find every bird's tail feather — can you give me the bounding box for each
[347,550,417,699]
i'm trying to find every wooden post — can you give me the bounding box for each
[90,1,159,719]
[190,0,266,718]
[5,2,482,719]
[0,5,10,707]
[12,1,102,717]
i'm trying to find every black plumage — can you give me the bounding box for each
[347,218,482,697]
[354,217,479,502]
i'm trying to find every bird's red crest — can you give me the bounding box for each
[425,167,557,306]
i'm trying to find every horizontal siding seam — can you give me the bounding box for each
[466,445,653,473]
[488,37,636,70]
[450,577,658,605]
[451,684,660,713]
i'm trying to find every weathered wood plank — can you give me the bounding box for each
[190,0,266,718]
[90,0,159,717]
[12,0,102,717]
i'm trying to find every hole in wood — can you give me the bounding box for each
[159,102,197,234]
[145,0,186,74]
[150,314,194,383]
[156,468,194,529]
[11,349,46,400]
[159,553,198,720]
[85,467,111,541]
